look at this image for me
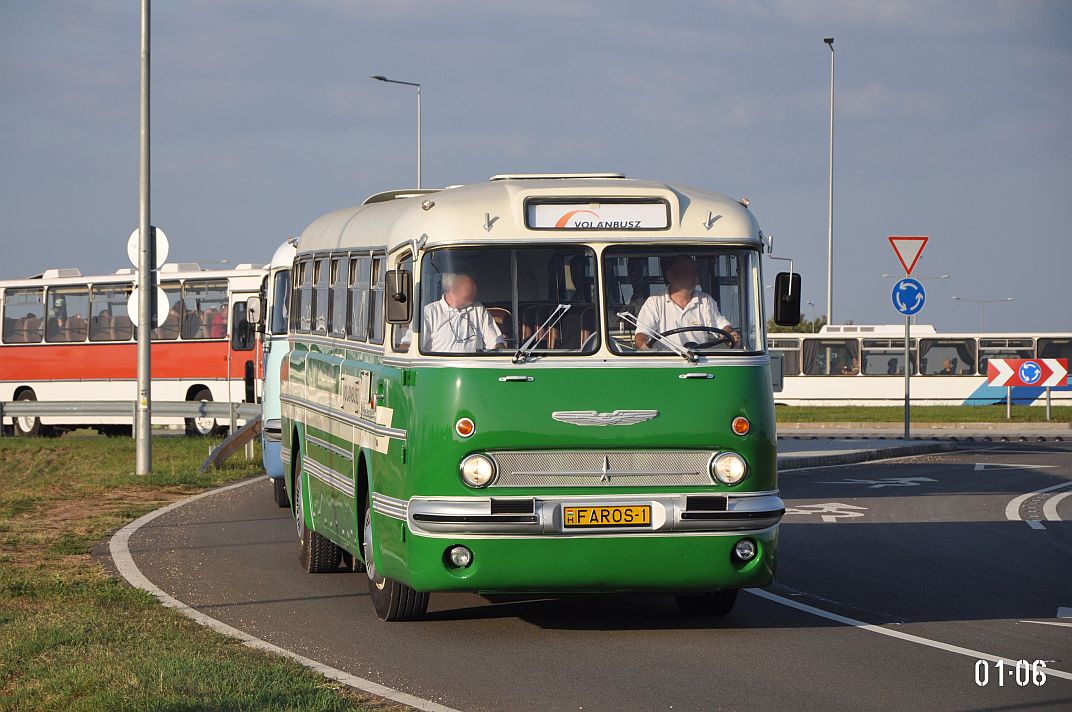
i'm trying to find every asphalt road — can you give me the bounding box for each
[122,444,1072,711]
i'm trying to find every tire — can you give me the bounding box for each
[13,390,54,438]
[363,488,428,621]
[184,387,221,437]
[340,550,366,573]
[294,459,341,573]
[273,477,291,508]
[675,590,739,617]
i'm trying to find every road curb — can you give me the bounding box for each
[106,476,460,712]
[777,441,959,470]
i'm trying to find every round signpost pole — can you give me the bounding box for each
[904,315,910,440]
[136,0,153,475]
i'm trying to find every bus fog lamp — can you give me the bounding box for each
[447,545,473,568]
[711,452,747,484]
[733,539,757,561]
[459,454,496,488]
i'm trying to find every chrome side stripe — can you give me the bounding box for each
[280,446,291,466]
[281,393,407,441]
[302,455,353,496]
[371,492,408,521]
[306,434,354,461]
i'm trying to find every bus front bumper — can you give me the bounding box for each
[373,492,783,593]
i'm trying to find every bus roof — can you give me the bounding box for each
[0,264,266,290]
[296,175,763,253]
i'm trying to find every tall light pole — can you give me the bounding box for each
[824,37,835,326]
[952,296,1014,332]
[136,0,154,475]
[371,75,421,188]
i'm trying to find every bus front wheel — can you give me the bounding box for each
[184,388,222,437]
[675,590,738,617]
[362,490,428,621]
[273,477,290,508]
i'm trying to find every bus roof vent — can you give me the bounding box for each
[160,263,202,273]
[115,268,135,275]
[362,188,441,205]
[41,268,82,279]
[235,263,256,270]
[490,173,625,181]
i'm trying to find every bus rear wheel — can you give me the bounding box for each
[13,390,54,438]
[185,388,221,437]
[294,462,341,573]
[362,490,428,621]
[675,590,738,617]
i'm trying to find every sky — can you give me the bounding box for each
[1,0,1070,333]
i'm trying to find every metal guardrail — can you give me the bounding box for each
[0,400,261,437]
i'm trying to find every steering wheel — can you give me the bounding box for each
[656,325,736,349]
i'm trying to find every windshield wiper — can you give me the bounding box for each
[513,304,571,364]
[616,311,698,363]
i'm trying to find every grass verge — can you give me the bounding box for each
[0,434,396,712]
[776,405,1072,423]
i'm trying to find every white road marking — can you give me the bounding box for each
[783,502,868,523]
[1043,491,1071,521]
[975,463,1057,471]
[1021,620,1072,628]
[747,588,1072,682]
[109,477,461,712]
[1005,480,1072,529]
[818,477,937,488]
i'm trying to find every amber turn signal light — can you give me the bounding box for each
[731,416,750,436]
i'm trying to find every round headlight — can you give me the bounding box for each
[459,454,496,488]
[710,452,748,485]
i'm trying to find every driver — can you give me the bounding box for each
[411,273,504,353]
[634,255,740,350]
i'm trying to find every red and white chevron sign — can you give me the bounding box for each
[987,358,1068,387]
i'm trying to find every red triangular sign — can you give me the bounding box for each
[888,235,929,276]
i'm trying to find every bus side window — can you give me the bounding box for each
[89,285,134,342]
[182,280,229,339]
[802,338,860,376]
[329,256,348,338]
[45,286,90,343]
[369,255,386,345]
[391,252,413,352]
[348,256,370,341]
[313,257,330,335]
[295,258,311,332]
[154,283,182,341]
[230,301,256,351]
[2,287,45,343]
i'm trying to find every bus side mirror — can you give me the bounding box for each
[384,270,412,324]
[246,295,263,326]
[773,272,802,326]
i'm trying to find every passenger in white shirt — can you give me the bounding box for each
[409,273,504,353]
[634,256,740,350]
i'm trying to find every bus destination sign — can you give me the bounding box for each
[526,200,669,231]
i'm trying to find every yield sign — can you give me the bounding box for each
[888,235,929,276]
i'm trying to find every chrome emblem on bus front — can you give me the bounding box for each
[551,410,659,426]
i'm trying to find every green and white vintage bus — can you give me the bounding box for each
[280,174,801,621]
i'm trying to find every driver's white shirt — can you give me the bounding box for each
[418,297,504,353]
[635,287,731,349]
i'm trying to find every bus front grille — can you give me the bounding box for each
[487,450,716,487]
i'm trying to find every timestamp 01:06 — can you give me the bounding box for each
[975,659,1048,687]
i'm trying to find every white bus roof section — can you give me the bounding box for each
[0,265,267,290]
[297,177,763,253]
[268,239,299,270]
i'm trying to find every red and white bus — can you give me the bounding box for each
[0,263,266,436]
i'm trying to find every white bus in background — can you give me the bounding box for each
[0,263,266,436]
[261,239,297,507]
[769,324,1072,406]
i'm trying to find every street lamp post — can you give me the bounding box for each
[805,301,817,332]
[951,296,1014,332]
[371,75,421,188]
[824,37,835,326]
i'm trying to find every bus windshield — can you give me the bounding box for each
[269,269,290,336]
[417,246,599,356]
[603,246,762,356]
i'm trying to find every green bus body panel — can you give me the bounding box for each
[283,340,778,593]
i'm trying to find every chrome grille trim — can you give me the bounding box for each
[488,450,716,487]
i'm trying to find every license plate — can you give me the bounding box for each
[563,504,652,529]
